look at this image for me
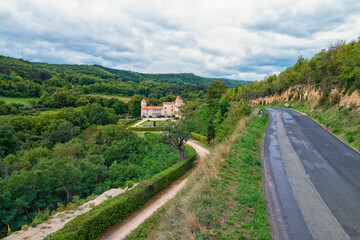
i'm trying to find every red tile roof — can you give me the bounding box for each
[175,96,183,103]
[163,102,175,105]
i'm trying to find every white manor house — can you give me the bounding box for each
[141,96,184,118]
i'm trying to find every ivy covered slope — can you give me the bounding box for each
[0,55,247,99]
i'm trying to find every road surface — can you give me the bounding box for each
[263,108,360,240]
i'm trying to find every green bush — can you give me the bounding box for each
[45,146,196,240]
[21,224,29,231]
[127,181,134,188]
[191,132,207,144]
[346,132,355,143]
[30,208,50,227]
[128,126,160,131]
[332,128,341,134]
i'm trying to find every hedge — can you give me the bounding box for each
[191,132,207,144]
[128,126,160,131]
[45,146,197,240]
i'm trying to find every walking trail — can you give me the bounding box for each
[99,140,209,240]
[5,141,208,240]
[4,186,137,240]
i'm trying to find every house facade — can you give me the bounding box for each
[141,96,184,117]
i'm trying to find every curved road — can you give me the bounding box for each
[263,108,360,240]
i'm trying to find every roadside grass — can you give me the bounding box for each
[0,97,40,106]
[126,110,271,239]
[85,94,130,103]
[269,101,360,152]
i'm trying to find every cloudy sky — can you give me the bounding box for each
[1,0,360,80]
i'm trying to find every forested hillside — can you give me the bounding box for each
[226,38,360,105]
[0,55,247,100]
[0,111,182,237]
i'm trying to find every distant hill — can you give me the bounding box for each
[0,55,249,99]
[206,77,251,88]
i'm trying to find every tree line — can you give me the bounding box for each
[223,38,360,106]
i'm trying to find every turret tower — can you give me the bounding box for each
[141,99,147,108]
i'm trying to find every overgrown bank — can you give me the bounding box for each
[127,110,271,239]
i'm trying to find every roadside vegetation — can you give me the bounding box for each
[127,110,271,239]
[223,37,360,106]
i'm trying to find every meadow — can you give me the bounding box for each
[0,97,40,106]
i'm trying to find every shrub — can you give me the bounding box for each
[346,132,355,143]
[45,146,196,240]
[331,92,341,106]
[21,224,29,231]
[127,181,134,188]
[191,132,207,144]
[288,93,294,101]
[332,128,341,134]
[30,208,50,227]
[128,126,160,131]
[317,89,330,108]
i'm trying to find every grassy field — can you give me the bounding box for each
[127,110,271,239]
[0,97,40,106]
[140,120,169,126]
[85,94,131,103]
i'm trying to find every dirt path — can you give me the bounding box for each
[5,141,207,240]
[4,186,137,240]
[99,140,209,240]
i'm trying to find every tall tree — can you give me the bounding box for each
[207,117,215,144]
[128,94,145,117]
[206,80,227,109]
[0,124,21,158]
[162,120,191,161]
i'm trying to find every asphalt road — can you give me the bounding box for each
[263,108,360,240]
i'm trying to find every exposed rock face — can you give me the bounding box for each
[250,85,360,109]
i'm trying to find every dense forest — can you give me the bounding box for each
[0,55,250,238]
[0,107,182,237]
[0,55,247,100]
[225,38,360,105]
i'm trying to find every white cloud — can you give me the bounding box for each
[0,0,360,81]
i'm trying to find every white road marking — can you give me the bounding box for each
[275,111,349,240]
[301,138,309,149]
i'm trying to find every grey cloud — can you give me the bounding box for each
[0,0,360,81]
[244,2,360,38]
